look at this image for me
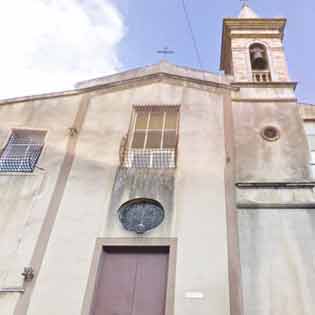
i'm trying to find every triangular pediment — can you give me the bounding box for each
[75,60,229,90]
[0,61,232,105]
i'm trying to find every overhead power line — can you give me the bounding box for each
[181,0,204,70]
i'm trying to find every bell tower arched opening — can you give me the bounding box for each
[249,43,272,82]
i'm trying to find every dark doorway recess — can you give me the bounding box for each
[91,246,169,315]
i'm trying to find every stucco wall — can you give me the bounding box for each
[0,96,81,315]
[1,65,312,315]
[238,209,315,315]
[0,79,231,315]
[232,100,310,182]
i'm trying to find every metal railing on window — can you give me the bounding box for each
[0,130,45,173]
[122,148,177,169]
[0,148,43,172]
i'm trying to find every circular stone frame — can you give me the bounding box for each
[261,126,280,142]
[118,198,165,234]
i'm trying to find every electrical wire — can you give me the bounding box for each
[181,0,204,71]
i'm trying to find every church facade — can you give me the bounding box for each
[0,5,314,315]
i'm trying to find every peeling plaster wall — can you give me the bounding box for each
[238,209,315,315]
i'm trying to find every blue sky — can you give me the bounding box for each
[115,0,315,104]
[0,0,314,103]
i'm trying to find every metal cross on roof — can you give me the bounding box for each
[157,47,175,59]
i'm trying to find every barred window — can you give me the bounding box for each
[123,106,179,169]
[303,121,315,177]
[0,129,46,173]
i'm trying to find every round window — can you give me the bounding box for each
[261,126,280,141]
[118,199,165,234]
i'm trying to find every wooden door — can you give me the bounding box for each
[91,246,169,315]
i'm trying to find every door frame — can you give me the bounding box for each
[81,238,177,315]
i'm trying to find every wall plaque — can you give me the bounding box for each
[118,199,164,234]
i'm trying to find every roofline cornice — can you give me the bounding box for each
[0,72,236,106]
[223,18,287,28]
[231,81,297,90]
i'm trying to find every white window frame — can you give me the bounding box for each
[130,109,178,150]
[123,106,180,169]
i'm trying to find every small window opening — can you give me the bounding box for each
[0,129,46,172]
[261,126,280,142]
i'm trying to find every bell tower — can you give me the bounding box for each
[220,4,310,182]
[220,3,289,83]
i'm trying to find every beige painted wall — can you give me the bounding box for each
[0,80,231,315]
[0,96,81,315]
[232,98,310,182]
[0,67,313,315]
[238,209,315,315]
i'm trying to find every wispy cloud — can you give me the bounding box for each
[0,0,125,98]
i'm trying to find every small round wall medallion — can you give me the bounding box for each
[118,199,164,234]
[261,126,280,142]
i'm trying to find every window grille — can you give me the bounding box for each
[303,121,315,177]
[124,149,176,169]
[122,106,179,169]
[0,130,46,173]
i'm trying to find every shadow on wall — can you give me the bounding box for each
[105,167,175,237]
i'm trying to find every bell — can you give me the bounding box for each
[251,47,267,70]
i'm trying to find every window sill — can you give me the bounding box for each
[0,168,46,176]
